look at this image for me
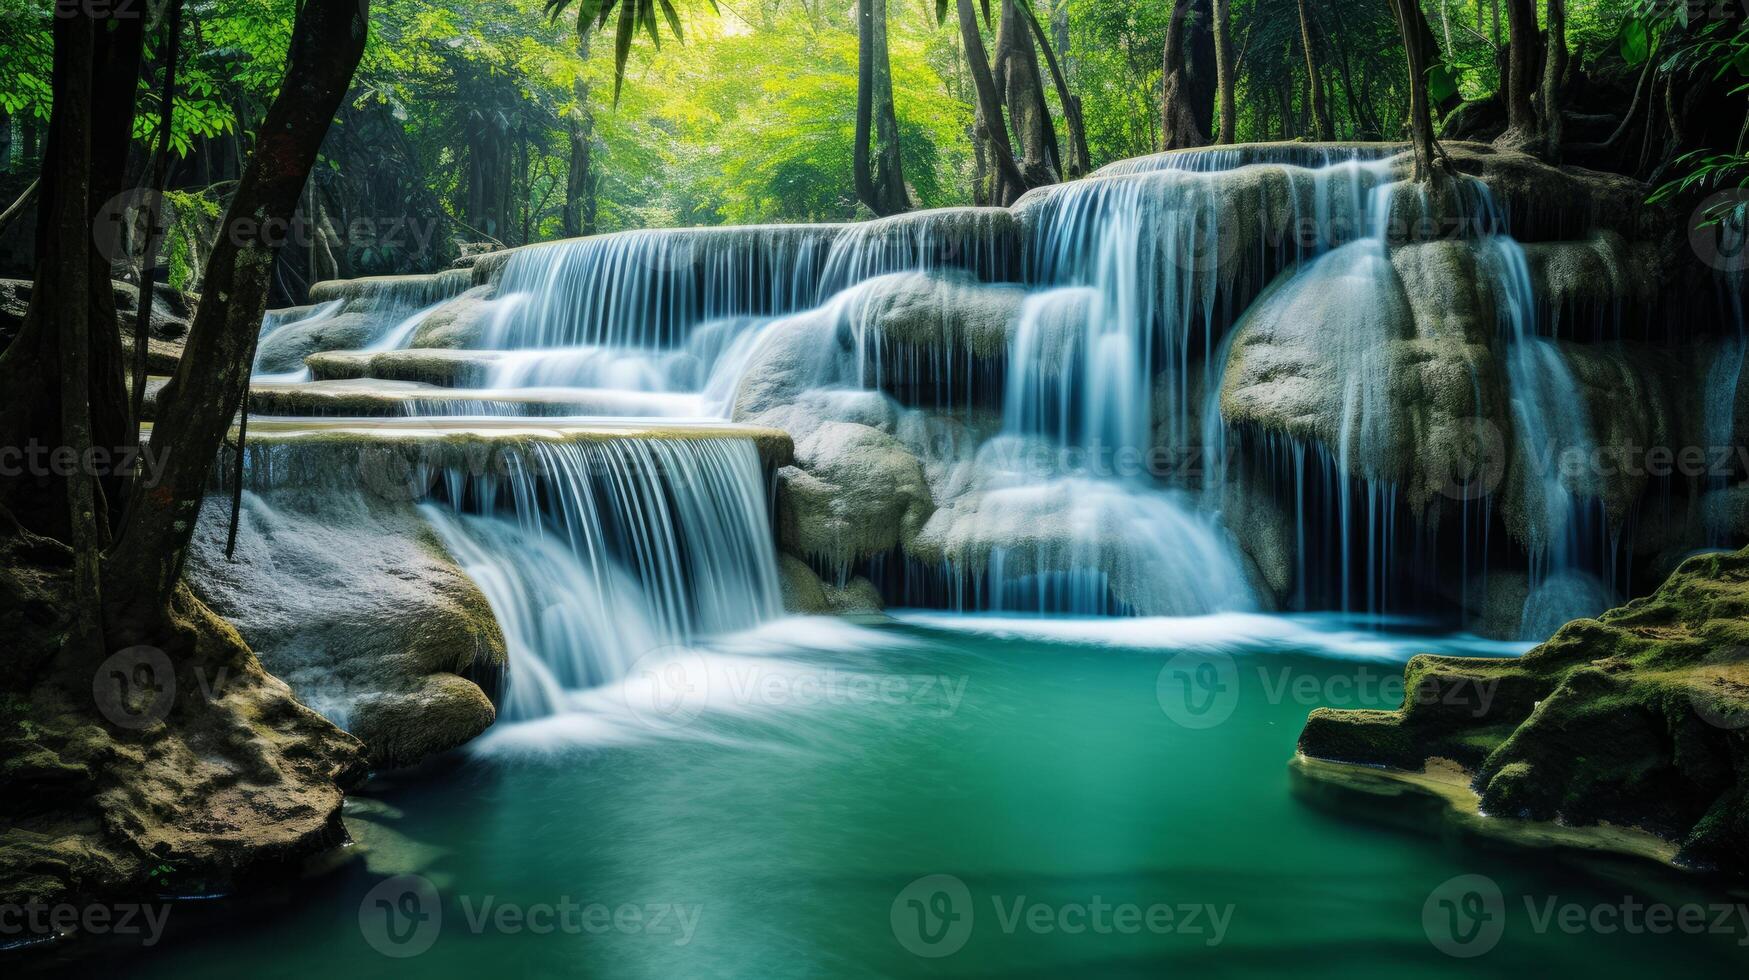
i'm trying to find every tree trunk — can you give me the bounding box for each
[957,0,1028,205]
[1498,0,1540,146]
[1295,0,1332,140]
[52,13,103,662]
[105,0,370,642]
[132,0,184,454]
[87,11,147,521]
[1388,0,1441,181]
[1211,0,1237,144]
[1018,1,1090,177]
[994,0,1060,202]
[854,0,910,216]
[1537,0,1566,161]
[1161,0,1216,151]
[563,42,597,239]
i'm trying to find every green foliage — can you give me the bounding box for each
[602,8,970,225]
[543,0,716,102]
[1618,15,1651,66]
[1644,0,1749,214]
[162,189,224,290]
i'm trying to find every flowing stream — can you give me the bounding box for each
[124,146,1748,976]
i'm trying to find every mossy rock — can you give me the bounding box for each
[1297,547,1749,873]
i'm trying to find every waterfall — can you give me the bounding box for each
[482,226,839,350]
[230,425,784,721]
[244,141,1721,648]
[1479,235,1613,635]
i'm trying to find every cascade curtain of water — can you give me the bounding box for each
[245,142,1717,654]
[233,429,784,720]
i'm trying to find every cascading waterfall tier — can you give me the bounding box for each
[218,419,788,719]
[244,141,1745,640]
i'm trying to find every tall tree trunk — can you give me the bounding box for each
[1388,0,1442,180]
[1211,0,1237,144]
[1537,0,1566,161]
[1161,0,1216,150]
[957,0,1028,205]
[105,0,370,642]
[132,0,184,453]
[87,10,147,521]
[854,0,910,216]
[995,0,1060,201]
[53,12,102,662]
[1295,0,1332,140]
[564,33,597,237]
[1018,1,1090,177]
[1498,0,1540,146]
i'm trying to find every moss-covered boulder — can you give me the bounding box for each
[0,508,363,915]
[1298,547,1749,873]
[255,310,381,374]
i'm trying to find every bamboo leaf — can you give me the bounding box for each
[657,0,684,42]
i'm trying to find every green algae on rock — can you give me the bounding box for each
[1297,547,1749,874]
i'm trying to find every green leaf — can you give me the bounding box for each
[656,0,684,42]
[612,0,636,104]
[1619,17,1650,67]
[1427,64,1458,104]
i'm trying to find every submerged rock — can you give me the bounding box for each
[1298,547,1749,873]
[186,488,508,770]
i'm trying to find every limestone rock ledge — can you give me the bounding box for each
[1297,547,1749,874]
